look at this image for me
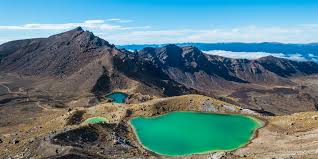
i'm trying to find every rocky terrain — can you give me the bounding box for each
[1,94,318,159]
[1,27,318,158]
[1,27,318,113]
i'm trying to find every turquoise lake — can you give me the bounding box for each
[130,111,263,156]
[106,92,128,103]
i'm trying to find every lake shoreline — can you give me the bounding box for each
[129,111,265,157]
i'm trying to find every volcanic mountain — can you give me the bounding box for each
[0,27,194,98]
[1,27,318,113]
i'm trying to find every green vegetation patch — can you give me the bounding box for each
[83,117,108,124]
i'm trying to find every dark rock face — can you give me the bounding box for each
[51,126,99,147]
[257,56,318,77]
[127,44,318,93]
[47,123,138,159]
[66,110,86,125]
[91,66,111,96]
[137,45,246,83]
[113,51,196,96]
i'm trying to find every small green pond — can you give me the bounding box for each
[106,92,128,103]
[130,111,263,156]
[83,117,108,124]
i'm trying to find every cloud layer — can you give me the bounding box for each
[99,25,318,45]
[0,19,146,31]
[203,50,316,61]
[1,20,318,45]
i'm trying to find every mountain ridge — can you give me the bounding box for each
[119,42,318,62]
[1,28,318,99]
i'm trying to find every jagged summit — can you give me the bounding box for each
[50,27,112,47]
[49,26,84,38]
[162,44,180,48]
[74,26,84,31]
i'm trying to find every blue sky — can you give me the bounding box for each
[1,0,318,44]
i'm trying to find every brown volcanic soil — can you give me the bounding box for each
[1,94,318,159]
[221,75,318,115]
[233,112,318,159]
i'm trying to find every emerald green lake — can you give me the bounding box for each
[106,92,128,103]
[130,111,262,156]
[83,117,107,124]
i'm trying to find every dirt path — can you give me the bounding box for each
[35,101,63,112]
[0,83,11,94]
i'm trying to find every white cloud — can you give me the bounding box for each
[107,18,121,21]
[106,18,133,23]
[0,23,80,30]
[203,50,286,59]
[99,29,200,44]
[99,25,318,44]
[202,50,310,61]
[308,53,318,58]
[0,39,8,44]
[307,54,318,62]
[285,53,307,61]
[0,19,144,31]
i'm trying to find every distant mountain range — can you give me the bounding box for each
[118,42,318,62]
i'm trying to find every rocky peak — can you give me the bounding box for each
[49,26,84,39]
[48,27,113,49]
[74,26,84,31]
[161,44,182,54]
[181,46,204,59]
[0,27,116,76]
[137,45,184,67]
[156,44,183,66]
